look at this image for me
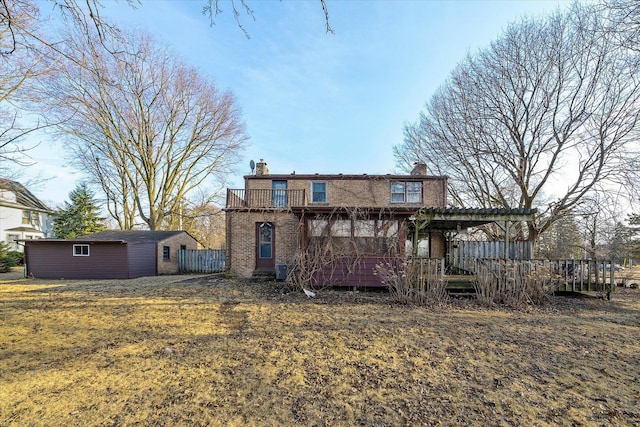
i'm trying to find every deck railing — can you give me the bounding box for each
[226,189,307,209]
[467,258,616,293]
[391,257,617,294]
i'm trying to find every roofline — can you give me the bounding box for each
[19,239,127,244]
[244,174,448,181]
[0,201,55,214]
[0,178,54,212]
[77,229,198,244]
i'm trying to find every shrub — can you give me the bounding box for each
[474,259,555,308]
[374,258,449,306]
[0,243,20,273]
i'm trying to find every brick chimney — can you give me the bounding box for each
[410,161,427,176]
[255,159,269,176]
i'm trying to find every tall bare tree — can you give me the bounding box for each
[0,0,50,170]
[42,25,248,230]
[603,0,640,51]
[395,2,640,243]
[165,201,226,248]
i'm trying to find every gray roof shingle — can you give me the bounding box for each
[0,178,52,212]
[77,230,189,243]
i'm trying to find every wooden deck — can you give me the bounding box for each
[440,259,617,298]
[304,257,617,299]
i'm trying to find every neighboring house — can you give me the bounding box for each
[23,230,198,279]
[224,160,449,285]
[0,178,54,251]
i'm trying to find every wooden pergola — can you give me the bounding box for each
[409,207,538,259]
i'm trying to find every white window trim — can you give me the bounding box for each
[391,182,406,203]
[391,181,422,203]
[73,244,90,257]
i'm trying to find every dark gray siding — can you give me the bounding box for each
[25,242,129,279]
[127,242,157,278]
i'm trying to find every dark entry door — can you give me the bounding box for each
[256,222,275,270]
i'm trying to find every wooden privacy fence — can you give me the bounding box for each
[448,240,534,273]
[178,249,225,274]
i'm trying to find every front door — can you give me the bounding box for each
[272,180,288,207]
[256,222,275,270]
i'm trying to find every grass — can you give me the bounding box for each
[1,272,639,426]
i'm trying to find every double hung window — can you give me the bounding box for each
[311,182,327,203]
[22,210,40,226]
[391,181,422,203]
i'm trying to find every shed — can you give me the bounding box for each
[22,230,198,279]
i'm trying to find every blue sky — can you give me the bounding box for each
[27,0,567,206]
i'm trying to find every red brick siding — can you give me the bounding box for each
[226,211,299,278]
[245,176,447,207]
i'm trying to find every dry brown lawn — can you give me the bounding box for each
[1,270,639,426]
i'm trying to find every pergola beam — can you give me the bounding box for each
[410,207,538,260]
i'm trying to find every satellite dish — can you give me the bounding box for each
[249,160,255,174]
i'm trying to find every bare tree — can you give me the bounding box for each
[203,0,334,37]
[42,25,248,230]
[164,199,226,248]
[0,0,50,169]
[603,0,640,51]
[396,2,640,243]
[1,0,332,50]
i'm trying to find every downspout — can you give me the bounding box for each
[18,241,26,278]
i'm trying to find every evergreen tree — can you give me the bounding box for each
[53,183,106,238]
[535,214,583,259]
[615,215,640,262]
[0,242,20,273]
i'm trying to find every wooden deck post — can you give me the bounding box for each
[504,221,510,260]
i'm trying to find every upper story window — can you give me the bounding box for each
[391,181,422,203]
[73,244,90,256]
[311,182,327,203]
[22,210,40,226]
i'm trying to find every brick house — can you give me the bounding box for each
[225,161,448,286]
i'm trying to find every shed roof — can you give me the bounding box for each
[77,230,192,243]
